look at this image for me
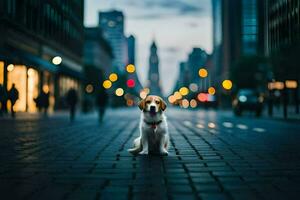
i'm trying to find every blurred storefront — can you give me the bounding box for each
[0,0,84,113]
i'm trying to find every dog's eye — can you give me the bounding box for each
[146,101,151,104]
[155,100,160,104]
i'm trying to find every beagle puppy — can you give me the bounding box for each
[128,95,169,155]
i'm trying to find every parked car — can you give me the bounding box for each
[232,89,264,116]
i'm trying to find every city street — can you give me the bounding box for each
[1,108,300,200]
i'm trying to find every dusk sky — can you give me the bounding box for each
[84,0,212,94]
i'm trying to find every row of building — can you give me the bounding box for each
[212,0,300,87]
[173,0,299,101]
[0,1,142,113]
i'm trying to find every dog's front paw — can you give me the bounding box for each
[139,150,148,155]
[160,149,169,156]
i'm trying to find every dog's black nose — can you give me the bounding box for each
[150,106,156,112]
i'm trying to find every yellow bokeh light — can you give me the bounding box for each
[181,99,189,108]
[190,99,197,108]
[222,80,233,90]
[115,88,124,96]
[179,87,189,96]
[168,95,176,104]
[103,80,112,89]
[109,73,118,82]
[208,87,216,95]
[126,64,135,73]
[198,68,208,78]
[174,91,182,100]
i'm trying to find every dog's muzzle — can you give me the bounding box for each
[150,106,156,115]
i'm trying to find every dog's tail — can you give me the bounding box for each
[128,137,142,155]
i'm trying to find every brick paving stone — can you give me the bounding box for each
[1,108,300,199]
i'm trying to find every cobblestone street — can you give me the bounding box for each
[1,108,300,200]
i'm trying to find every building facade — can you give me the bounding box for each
[267,0,300,81]
[212,0,266,80]
[0,0,84,112]
[84,27,113,77]
[148,41,162,96]
[99,10,127,73]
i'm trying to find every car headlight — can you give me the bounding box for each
[238,95,247,102]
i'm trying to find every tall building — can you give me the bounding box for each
[84,27,113,77]
[127,35,135,65]
[267,0,300,81]
[212,0,223,84]
[0,0,84,112]
[187,48,208,83]
[212,0,266,80]
[99,10,127,72]
[267,0,300,53]
[148,41,161,95]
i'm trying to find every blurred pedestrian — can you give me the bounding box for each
[96,87,108,123]
[66,88,78,121]
[8,84,19,118]
[35,90,50,116]
[0,84,8,116]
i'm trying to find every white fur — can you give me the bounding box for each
[128,110,169,155]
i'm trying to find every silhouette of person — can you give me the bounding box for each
[66,88,78,121]
[35,90,50,116]
[8,84,19,118]
[0,84,8,116]
[96,87,108,123]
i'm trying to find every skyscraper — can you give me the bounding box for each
[148,41,161,95]
[127,35,135,65]
[99,10,127,72]
[212,0,266,80]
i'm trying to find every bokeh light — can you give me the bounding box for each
[189,83,198,92]
[103,80,112,89]
[181,99,189,108]
[85,84,94,93]
[197,93,208,102]
[126,99,134,106]
[198,68,208,78]
[109,73,118,82]
[126,64,135,73]
[208,87,216,95]
[140,90,148,99]
[174,91,182,100]
[52,56,62,65]
[115,88,124,96]
[190,99,197,108]
[222,80,233,90]
[7,64,14,72]
[127,79,135,88]
[168,95,176,104]
[179,87,189,96]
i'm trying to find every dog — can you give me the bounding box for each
[128,95,169,155]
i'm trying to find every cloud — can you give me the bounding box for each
[120,0,208,20]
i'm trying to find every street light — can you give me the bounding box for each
[52,56,62,65]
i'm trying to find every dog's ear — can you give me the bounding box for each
[160,98,167,111]
[138,99,146,110]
